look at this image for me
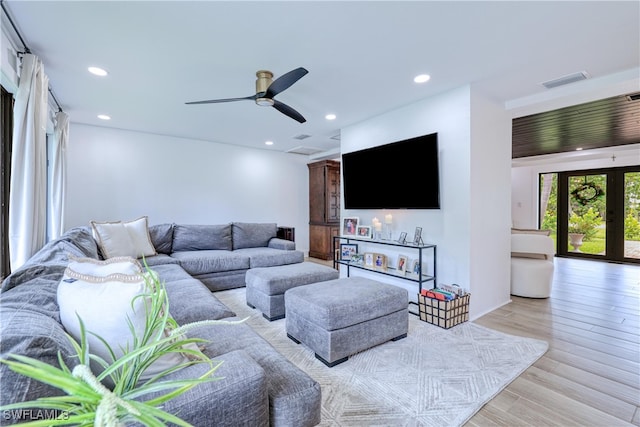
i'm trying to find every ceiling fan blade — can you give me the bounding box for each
[265,67,308,98]
[272,99,306,123]
[185,94,257,105]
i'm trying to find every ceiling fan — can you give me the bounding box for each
[186,67,309,123]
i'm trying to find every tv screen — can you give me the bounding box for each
[342,132,440,209]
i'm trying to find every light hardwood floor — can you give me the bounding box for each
[469,257,639,427]
[308,256,639,426]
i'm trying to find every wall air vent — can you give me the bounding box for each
[286,146,324,155]
[541,71,589,89]
[293,134,311,140]
[626,93,640,102]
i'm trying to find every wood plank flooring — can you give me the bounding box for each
[469,257,640,427]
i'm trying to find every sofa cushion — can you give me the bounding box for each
[151,264,236,322]
[233,247,304,268]
[232,223,277,250]
[149,223,174,254]
[173,224,232,251]
[0,278,78,411]
[141,253,181,267]
[90,216,157,259]
[170,250,250,275]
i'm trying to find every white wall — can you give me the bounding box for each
[341,85,512,319]
[511,145,640,229]
[65,124,311,253]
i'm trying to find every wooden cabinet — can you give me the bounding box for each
[308,160,340,260]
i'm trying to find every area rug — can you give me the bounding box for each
[215,288,548,427]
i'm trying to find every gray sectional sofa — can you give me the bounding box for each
[0,223,320,426]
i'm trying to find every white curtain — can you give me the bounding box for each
[49,111,69,239]
[9,54,49,270]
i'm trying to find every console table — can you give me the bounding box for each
[332,235,436,315]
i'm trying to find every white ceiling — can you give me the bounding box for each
[3,1,639,156]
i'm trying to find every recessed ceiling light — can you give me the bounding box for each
[325,113,336,120]
[97,114,111,120]
[414,74,431,83]
[265,140,274,146]
[88,66,108,77]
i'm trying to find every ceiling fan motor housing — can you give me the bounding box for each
[255,70,275,106]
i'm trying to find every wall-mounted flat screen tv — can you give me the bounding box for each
[342,132,440,209]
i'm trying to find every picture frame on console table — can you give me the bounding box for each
[373,253,387,271]
[413,227,423,245]
[364,252,375,268]
[396,255,408,274]
[397,231,407,244]
[356,225,372,239]
[343,217,359,236]
[340,243,358,261]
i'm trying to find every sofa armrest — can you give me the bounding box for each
[268,237,296,250]
[141,349,269,426]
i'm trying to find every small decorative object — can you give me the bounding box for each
[342,217,359,236]
[372,217,383,239]
[396,255,408,274]
[397,232,407,244]
[373,253,387,271]
[413,227,424,245]
[364,252,375,268]
[340,243,358,261]
[412,259,421,275]
[384,214,393,240]
[356,225,372,239]
[571,181,604,206]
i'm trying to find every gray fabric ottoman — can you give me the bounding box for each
[246,261,339,321]
[285,277,409,367]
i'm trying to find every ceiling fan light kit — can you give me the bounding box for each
[186,67,309,123]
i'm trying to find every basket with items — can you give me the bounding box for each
[417,284,470,329]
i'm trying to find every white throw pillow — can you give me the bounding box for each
[57,257,192,383]
[91,216,157,259]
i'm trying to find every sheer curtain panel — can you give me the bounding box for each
[9,54,49,270]
[49,111,69,239]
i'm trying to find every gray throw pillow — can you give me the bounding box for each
[149,223,174,254]
[232,223,277,249]
[172,224,232,251]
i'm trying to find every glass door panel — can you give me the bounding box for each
[567,174,606,256]
[624,172,640,260]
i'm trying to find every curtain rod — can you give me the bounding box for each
[1,0,63,113]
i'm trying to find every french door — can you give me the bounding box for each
[541,166,640,264]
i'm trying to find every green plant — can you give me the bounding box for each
[624,210,640,241]
[0,267,245,426]
[568,207,602,240]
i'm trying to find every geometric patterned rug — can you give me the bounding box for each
[216,288,548,427]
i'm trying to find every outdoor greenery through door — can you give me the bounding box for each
[540,166,640,263]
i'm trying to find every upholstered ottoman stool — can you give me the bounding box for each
[246,262,339,321]
[285,277,408,367]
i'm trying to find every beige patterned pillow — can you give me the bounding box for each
[91,216,157,259]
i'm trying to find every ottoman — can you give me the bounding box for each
[246,262,339,321]
[285,277,409,367]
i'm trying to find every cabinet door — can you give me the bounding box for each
[326,166,341,222]
[309,164,326,224]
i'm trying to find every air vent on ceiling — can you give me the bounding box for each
[626,93,640,102]
[541,71,589,89]
[286,146,324,155]
[293,134,311,140]
[329,133,341,141]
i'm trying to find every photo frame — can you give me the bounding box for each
[340,243,358,261]
[396,255,408,274]
[397,231,407,244]
[413,227,423,245]
[373,253,387,271]
[343,217,359,236]
[364,252,375,268]
[350,253,364,265]
[356,225,372,239]
[411,259,421,276]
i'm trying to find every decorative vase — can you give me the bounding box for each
[568,233,585,252]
